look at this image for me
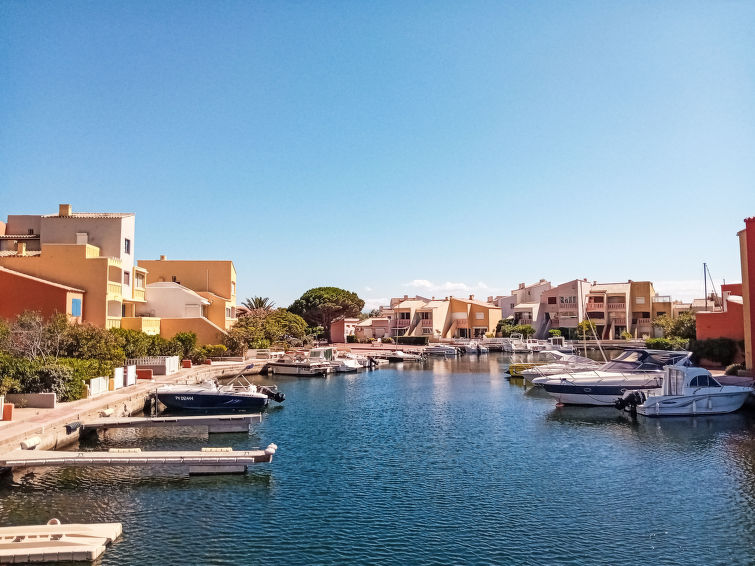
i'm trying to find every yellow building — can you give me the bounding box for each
[137,256,237,331]
[389,295,499,340]
[628,280,655,338]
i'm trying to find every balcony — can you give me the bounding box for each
[107,282,122,298]
[121,316,160,335]
[586,302,605,312]
[613,318,627,326]
[606,303,625,311]
[637,318,652,325]
[455,319,468,328]
[105,317,121,329]
[132,288,146,301]
[652,296,672,303]
[421,318,433,327]
[396,319,410,327]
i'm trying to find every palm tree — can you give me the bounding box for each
[242,296,276,311]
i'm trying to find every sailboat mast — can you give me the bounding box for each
[704,262,708,311]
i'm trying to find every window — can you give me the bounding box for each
[136,273,145,288]
[510,303,515,309]
[548,297,557,305]
[636,296,645,304]
[71,298,82,317]
[475,312,484,320]
[27,228,34,235]
[225,307,232,318]
[399,312,410,319]
[420,312,430,319]
[124,238,131,254]
[422,327,432,334]
[123,271,130,285]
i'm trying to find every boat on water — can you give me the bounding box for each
[156,366,285,410]
[543,336,575,354]
[504,333,529,353]
[525,338,547,353]
[387,350,425,363]
[616,366,753,417]
[424,344,460,356]
[267,347,336,377]
[520,353,602,383]
[532,349,693,406]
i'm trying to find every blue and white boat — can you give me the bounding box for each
[156,366,285,411]
[532,349,692,406]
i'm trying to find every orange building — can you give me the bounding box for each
[0,266,84,323]
[696,283,745,344]
[740,218,755,369]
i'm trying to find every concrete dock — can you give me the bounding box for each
[0,521,122,563]
[0,444,277,475]
[81,413,263,434]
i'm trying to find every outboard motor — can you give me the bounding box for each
[258,385,286,403]
[615,390,646,415]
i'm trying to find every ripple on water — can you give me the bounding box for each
[2,356,755,565]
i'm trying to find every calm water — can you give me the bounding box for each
[2,355,755,565]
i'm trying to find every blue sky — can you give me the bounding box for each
[2,1,754,310]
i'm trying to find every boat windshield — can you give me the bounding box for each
[601,350,690,372]
[689,375,721,388]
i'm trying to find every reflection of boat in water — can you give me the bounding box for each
[616,366,752,417]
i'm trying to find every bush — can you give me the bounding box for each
[644,337,689,351]
[109,328,151,358]
[346,335,357,343]
[396,336,429,346]
[725,363,745,376]
[173,332,197,360]
[548,329,562,337]
[190,348,207,364]
[381,336,393,344]
[691,338,740,366]
[147,335,183,357]
[620,331,633,340]
[202,344,228,358]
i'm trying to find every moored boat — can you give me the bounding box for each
[532,349,692,406]
[616,366,753,416]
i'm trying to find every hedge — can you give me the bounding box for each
[396,336,429,346]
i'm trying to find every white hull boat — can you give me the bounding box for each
[532,349,693,406]
[521,354,602,384]
[617,366,753,417]
[424,345,459,356]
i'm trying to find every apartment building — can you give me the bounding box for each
[540,279,592,339]
[0,204,145,328]
[388,294,499,340]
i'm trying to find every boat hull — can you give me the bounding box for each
[540,382,660,406]
[156,391,269,411]
[638,391,751,416]
[269,364,328,377]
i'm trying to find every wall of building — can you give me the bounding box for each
[159,317,226,345]
[0,244,114,327]
[0,268,83,322]
[135,283,208,319]
[696,299,745,342]
[740,218,755,370]
[139,259,236,304]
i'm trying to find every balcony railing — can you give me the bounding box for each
[652,296,672,303]
[105,317,121,329]
[637,318,652,325]
[613,318,627,326]
[606,303,625,311]
[586,303,605,311]
[396,319,410,327]
[107,282,122,297]
[455,319,468,328]
[421,318,433,327]
[132,288,145,301]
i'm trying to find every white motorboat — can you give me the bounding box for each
[504,333,529,353]
[543,336,575,354]
[616,366,753,416]
[525,339,547,353]
[387,350,425,363]
[532,349,693,406]
[267,347,338,377]
[331,358,361,373]
[521,353,602,384]
[424,344,459,356]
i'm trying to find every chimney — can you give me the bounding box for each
[469,294,474,300]
[160,255,167,261]
[59,204,72,217]
[519,283,525,289]
[16,242,26,256]
[403,295,408,300]
[487,296,493,303]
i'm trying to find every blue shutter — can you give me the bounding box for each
[71,298,82,317]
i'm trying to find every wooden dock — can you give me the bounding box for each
[0,444,277,475]
[0,520,121,563]
[81,414,262,434]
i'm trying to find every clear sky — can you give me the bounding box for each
[2,1,754,310]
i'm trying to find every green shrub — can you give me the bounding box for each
[691,338,740,366]
[346,335,357,343]
[645,337,689,351]
[147,335,183,357]
[725,363,745,376]
[548,329,562,337]
[381,337,393,344]
[202,344,228,358]
[190,348,207,364]
[620,331,633,340]
[172,332,197,360]
[396,336,428,346]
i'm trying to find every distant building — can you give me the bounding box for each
[330,317,360,343]
[354,317,391,340]
[386,294,499,340]
[540,279,592,339]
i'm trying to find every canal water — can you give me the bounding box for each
[2,354,755,565]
